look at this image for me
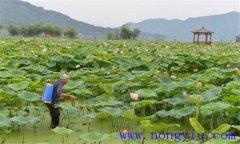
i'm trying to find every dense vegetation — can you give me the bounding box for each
[107,25,140,40]
[7,23,78,38]
[6,23,140,40]
[0,37,239,144]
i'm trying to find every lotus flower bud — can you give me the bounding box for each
[152,75,158,79]
[226,64,230,69]
[171,75,176,79]
[75,65,80,69]
[195,82,203,89]
[208,133,213,139]
[42,48,47,53]
[182,91,188,97]
[193,68,198,72]
[100,67,105,72]
[112,66,116,70]
[234,67,239,72]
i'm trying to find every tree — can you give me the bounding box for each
[42,24,62,37]
[114,31,120,40]
[106,31,114,40]
[27,23,42,36]
[120,25,132,39]
[0,22,3,30]
[120,25,140,40]
[7,24,19,36]
[64,27,78,38]
[19,25,27,36]
[132,28,140,39]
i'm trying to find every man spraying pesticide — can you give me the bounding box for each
[42,74,77,129]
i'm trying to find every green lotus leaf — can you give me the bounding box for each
[31,77,42,86]
[80,132,109,142]
[52,127,74,135]
[212,124,231,133]
[163,97,186,105]
[122,109,135,120]
[56,103,79,113]
[200,102,232,116]
[0,105,9,116]
[150,123,180,131]
[64,81,83,90]
[100,107,123,118]
[201,87,222,102]
[102,83,113,94]
[10,116,29,126]
[28,116,41,125]
[158,76,172,83]
[0,71,12,78]
[99,100,123,107]
[226,81,240,89]
[8,81,29,91]
[84,112,97,119]
[26,106,48,112]
[231,89,240,95]
[224,95,240,103]
[156,107,195,119]
[0,59,11,67]
[18,91,40,102]
[140,120,152,130]
[188,95,201,104]
[155,109,175,118]
[96,112,112,120]
[231,125,240,131]
[10,69,26,77]
[72,89,92,96]
[0,115,11,129]
[189,117,205,133]
[174,106,196,119]
[136,89,157,98]
[132,100,157,108]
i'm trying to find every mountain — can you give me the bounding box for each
[0,0,238,41]
[127,12,240,41]
[0,0,108,38]
[0,0,164,39]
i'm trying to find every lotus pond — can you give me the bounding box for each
[0,37,239,144]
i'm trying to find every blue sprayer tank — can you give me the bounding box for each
[42,83,54,103]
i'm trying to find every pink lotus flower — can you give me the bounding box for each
[130,92,139,100]
[122,129,128,136]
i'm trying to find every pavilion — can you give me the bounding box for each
[236,35,240,43]
[192,26,214,45]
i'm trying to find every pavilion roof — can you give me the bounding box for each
[192,26,214,34]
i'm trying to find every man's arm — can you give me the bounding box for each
[60,93,77,100]
[55,83,77,100]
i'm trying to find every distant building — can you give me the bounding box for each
[192,26,214,45]
[236,35,240,43]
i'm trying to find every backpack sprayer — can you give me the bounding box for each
[42,80,54,104]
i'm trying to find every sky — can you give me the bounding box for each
[22,0,240,27]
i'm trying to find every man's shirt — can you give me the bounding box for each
[52,80,64,104]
